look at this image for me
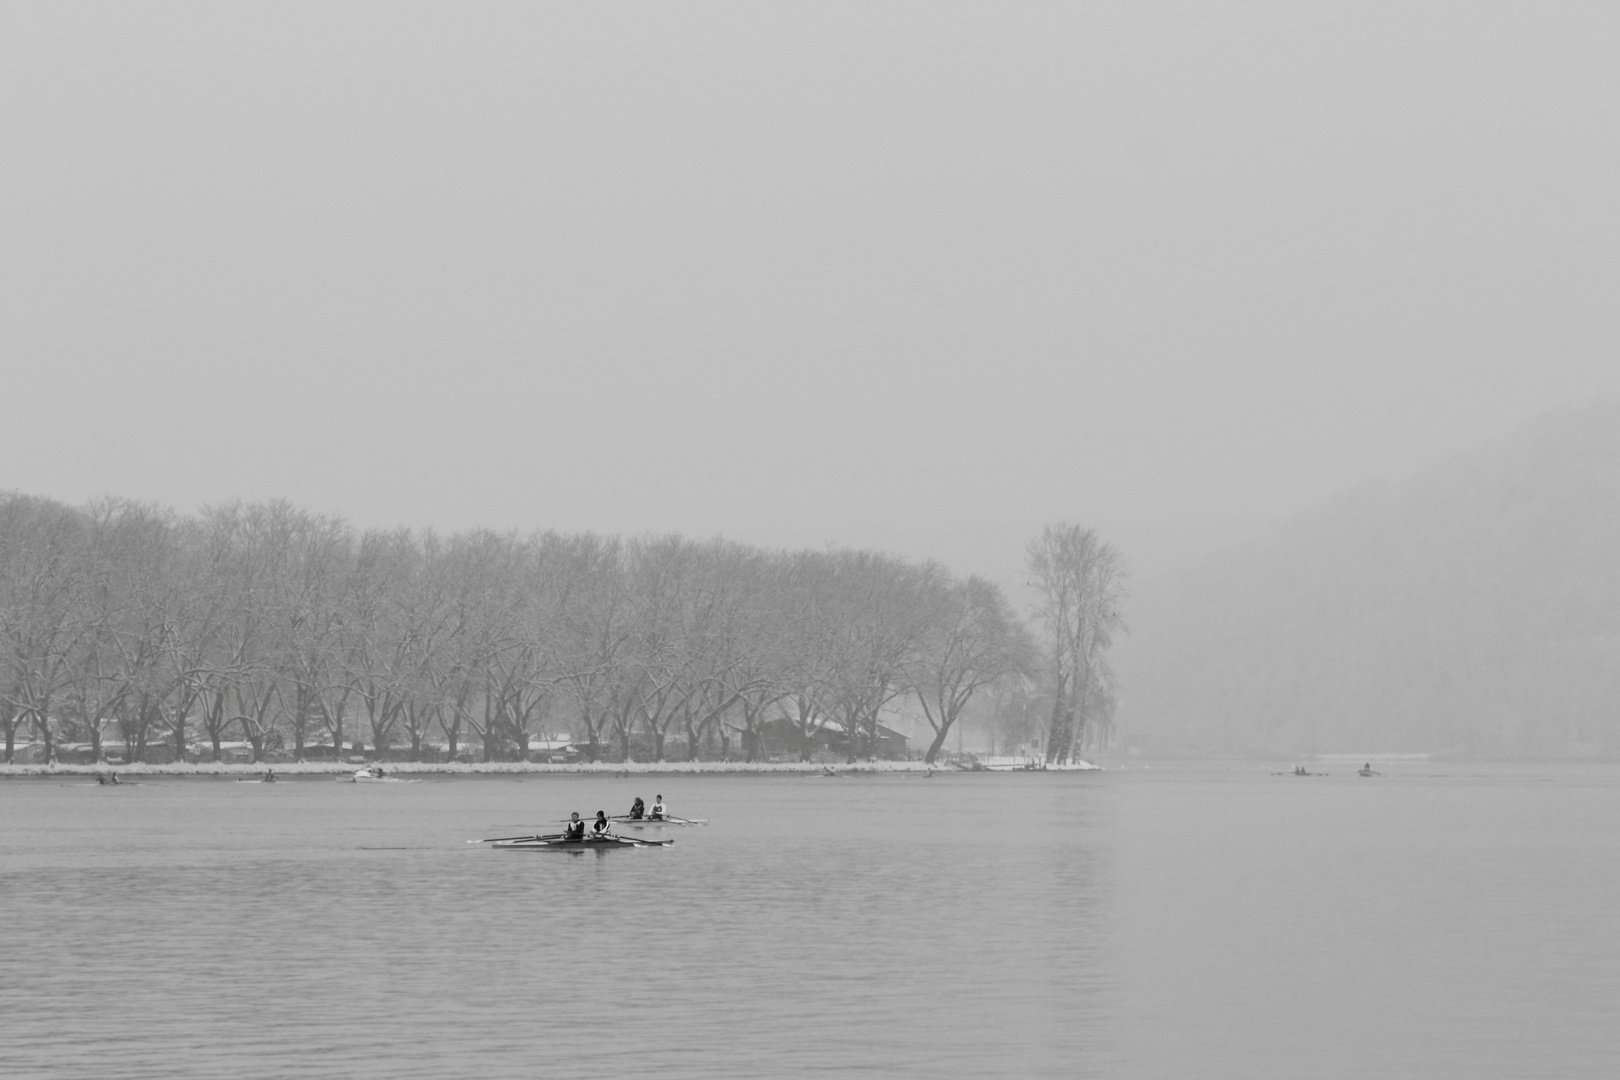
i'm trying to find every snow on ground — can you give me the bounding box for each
[0,759,954,777]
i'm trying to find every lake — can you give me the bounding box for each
[3,762,1617,1079]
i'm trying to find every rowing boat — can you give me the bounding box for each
[564,814,707,827]
[490,835,673,851]
[336,775,420,784]
[617,815,707,827]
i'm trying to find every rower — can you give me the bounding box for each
[629,796,645,820]
[591,810,613,838]
[650,795,666,820]
[264,769,276,783]
[563,813,586,841]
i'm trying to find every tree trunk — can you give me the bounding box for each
[206,694,225,761]
[319,700,342,761]
[1072,656,1094,759]
[1046,683,1072,765]
[34,708,56,764]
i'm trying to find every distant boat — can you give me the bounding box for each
[974,756,1100,772]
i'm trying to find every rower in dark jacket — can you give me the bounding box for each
[591,810,613,838]
[563,813,586,841]
[628,796,646,820]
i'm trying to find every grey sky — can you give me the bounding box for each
[3,3,1617,578]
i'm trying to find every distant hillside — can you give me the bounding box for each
[1116,398,1620,759]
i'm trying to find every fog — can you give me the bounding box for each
[1116,397,1620,757]
[3,3,1617,584]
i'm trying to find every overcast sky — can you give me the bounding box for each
[3,3,1617,580]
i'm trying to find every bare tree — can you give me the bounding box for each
[0,495,93,763]
[907,574,1032,763]
[1026,524,1127,764]
[823,552,935,763]
[555,534,630,763]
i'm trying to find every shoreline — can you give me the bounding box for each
[0,760,953,778]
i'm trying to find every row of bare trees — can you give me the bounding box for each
[2,495,1124,766]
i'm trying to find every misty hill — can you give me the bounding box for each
[1117,398,1620,759]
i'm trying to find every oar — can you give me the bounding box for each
[468,833,564,844]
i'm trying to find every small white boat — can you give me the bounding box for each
[337,770,419,784]
[973,756,1101,772]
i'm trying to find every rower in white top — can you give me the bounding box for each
[650,795,666,820]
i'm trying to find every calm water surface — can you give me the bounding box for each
[2,764,1617,1079]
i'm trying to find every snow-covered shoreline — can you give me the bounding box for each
[0,759,955,778]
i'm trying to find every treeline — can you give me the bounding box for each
[2,494,1129,766]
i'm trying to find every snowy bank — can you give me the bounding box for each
[0,758,1099,778]
[0,760,956,778]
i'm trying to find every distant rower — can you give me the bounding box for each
[629,796,645,820]
[650,795,666,820]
